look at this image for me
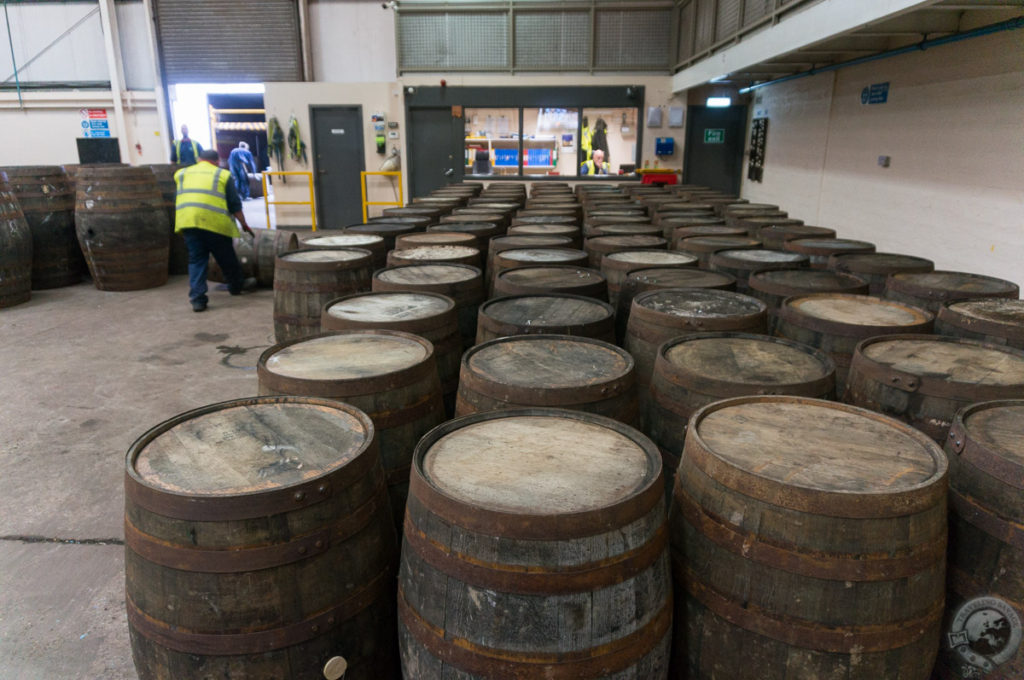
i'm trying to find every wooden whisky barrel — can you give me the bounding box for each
[476,293,616,344]
[428,222,503,250]
[732,216,804,237]
[493,264,608,301]
[846,335,1024,442]
[484,234,572,283]
[616,268,737,344]
[600,250,699,308]
[935,298,1024,349]
[667,223,743,242]
[382,206,445,220]
[0,165,84,288]
[676,236,760,267]
[143,163,187,275]
[758,224,836,250]
[395,231,476,251]
[373,263,484,350]
[670,395,947,679]
[784,237,875,269]
[584,234,667,268]
[456,335,637,424]
[586,223,663,239]
[0,174,33,307]
[273,248,373,343]
[937,400,1024,680]
[399,409,670,678]
[258,331,445,528]
[775,294,933,396]
[252,228,299,287]
[708,248,809,293]
[125,396,399,680]
[386,244,481,269]
[345,223,422,251]
[74,166,170,291]
[749,268,870,332]
[884,271,1020,314]
[828,252,934,296]
[507,222,582,248]
[305,233,387,270]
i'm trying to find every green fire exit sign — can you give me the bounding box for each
[704,129,725,144]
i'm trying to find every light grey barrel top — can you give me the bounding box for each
[860,338,1024,386]
[467,336,631,388]
[263,333,429,380]
[964,402,1024,466]
[606,250,698,266]
[665,336,830,385]
[392,245,478,260]
[282,249,366,263]
[325,292,451,322]
[484,295,610,325]
[637,288,764,317]
[305,234,383,248]
[377,264,479,285]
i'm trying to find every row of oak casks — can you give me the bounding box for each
[0,164,299,307]
[125,180,1023,678]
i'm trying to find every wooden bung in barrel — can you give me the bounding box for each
[938,399,1024,680]
[708,248,810,293]
[935,298,1024,349]
[846,334,1024,442]
[828,252,934,296]
[273,248,373,343]
[670,395,948,679]
[647,333,835,495]
[372,263,484,350]
[399,409,670,678]
[124,396,399,680]
[0,173,32,308]
[305,233,387,270]
[625,288,768,393]
[493,264,608,301]
[456,335,637,424]
[601,250,698,308]
[758,224,836,250]
[476,293,616,344]
[784,237,876,269]
[775,293,933,396]
[884,270,1020,314]
[322,291,461,410]
[584,234,667,268]
[258,330,445,528]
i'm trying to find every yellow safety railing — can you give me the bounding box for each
[262,171,317,232]
[360,171,403,223]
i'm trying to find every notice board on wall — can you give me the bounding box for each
[747,117,768,183]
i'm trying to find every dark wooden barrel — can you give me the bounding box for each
[600,250,698,308]
[273,248,373,343]
[439,213,505,230]
[386,244,481,269]
[395,231,476,251]
[399,408,670,678]
[485,234,572,276]
[732,216,804,236]
[846,335,1024,442]
[584,234,667,268]
[305,233,387,270]
[0,174,33,307]
[124,396,399,680]
[616,268,737,344]
[625,288,768,393]
[372,263,484,350]
[75,166,170,291]
[828,252,934,296]
[670,395,947,679]
[708,248,810,293]
[258,330,445,529]
[510,214,578,226]
[491,247,589,291]
[749,268,870,332]
[428,222,503,250]
[456,335,637,424]
[667,223,743,241]
[144,163,188,275]
[758,224,836,250]
[507,223,582,248]
[383,206,444,220]
[0,165,83,288]
[884,271,1020,314]
[458,202,519,213]
[252,228,299,287]
[647,334,835,495]
[937,400,1024,680]
[206,233,257,284]
[322,291,461,410]
[676,235,761,266]
[476,293,616,344]
[493,264,608,301]
[589,223,664,239]
[936,298,1024,349]
[784,237,875,269]
[367,215,434,230]
[345,223,422,251]
[775,293,934,396]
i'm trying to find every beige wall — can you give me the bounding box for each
[741,29,1024,288]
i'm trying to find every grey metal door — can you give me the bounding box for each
[683,105,748,195]
[408,107,463,197]
[311,106,365,228]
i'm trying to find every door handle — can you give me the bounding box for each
[317,169,327,175]
[444,168,454,177]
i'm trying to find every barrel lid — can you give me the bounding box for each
[713,249,807,264]
[461,202,519,210]
[690,397,946,515]
[305,234,383,247]
[262,332,430,380]
[758,225,835,240]
[860,337,1024,386]
[349,223,419,234]
[785,294,931,327]
[500,247,586,263]
[465,335,631,390]
[364,217,431,227]
[944,298,1024,329]
[588,235,665,247]
[421,413,653,515]
[483,294,612,326]
[129,398,370,496]
[499,265,603,288]
[961,401,1024,467]
[510,216,578,225]
[636,288,764,318]
[750,269,868,295]
[627,267,735,289]
[325,292,452,323]
[670,226,740,237]
[490,235,569,249]
[606,250,698,266]
[442,214,501,223]
[888,270,1019,298]
[392,245,478,260]
[664,334,832,387]
[281,249,367,263]
[376,263,480,284]
[592,224,662,235]
[787,238,875,253]
[509,224,580,235]
[401,232,475,245]
[829,252,934,275]
[679,236,760,250]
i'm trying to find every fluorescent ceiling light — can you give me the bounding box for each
[707,97,732,108]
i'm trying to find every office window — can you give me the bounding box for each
[581,107,640,174]
[464,108,521,177]
[523,108,578,177]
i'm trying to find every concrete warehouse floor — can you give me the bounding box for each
[0,272,277,679]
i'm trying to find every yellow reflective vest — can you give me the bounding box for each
[173,161,239,237]
[580,160,610,175]
[581,126,594,161]
[174,139,200,165]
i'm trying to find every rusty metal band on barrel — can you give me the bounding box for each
[683,399,945,518]
[675,560,943,653]
[948,566,1024,612]
[628,312,765,344]
[124,476,389,572]
[949,491,1024,552]
[946,412,1024,490]
[397,587,670,678]
[776,303,932,341]
[673,481,945,581]
[126,567,393,655]
[403,512,667,594]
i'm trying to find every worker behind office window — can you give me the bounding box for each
[171,124,203,166]
[228,142,258,201]
[580,149,611,175]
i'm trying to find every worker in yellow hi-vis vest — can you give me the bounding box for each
[171,124,203,166]
[580,116,594,162]
[580,149,610,175]
[174,149,255,312]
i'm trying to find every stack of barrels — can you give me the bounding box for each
[127,177,1021,680]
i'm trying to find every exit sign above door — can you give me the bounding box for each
[704,129,724,144]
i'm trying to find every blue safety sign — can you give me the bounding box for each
[83,129,111,138]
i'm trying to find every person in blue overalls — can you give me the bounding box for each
[228,141,258,200]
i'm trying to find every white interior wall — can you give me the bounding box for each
[308,0,397,82]
[0,2,107,83]
[741,29,1024,288]
[116,0,156,90]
